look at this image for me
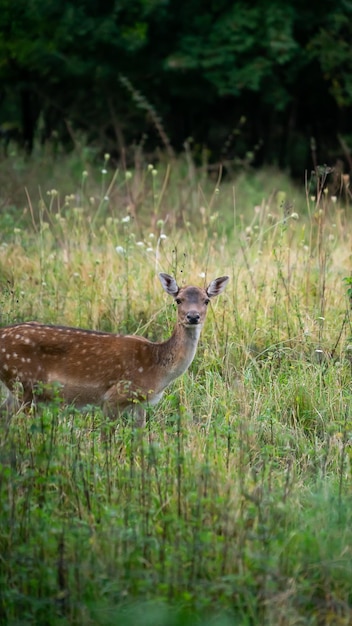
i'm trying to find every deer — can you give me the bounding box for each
[0,273,229,425]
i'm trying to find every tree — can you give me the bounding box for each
[0,0,351,174]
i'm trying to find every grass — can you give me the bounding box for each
[0,151,352,624]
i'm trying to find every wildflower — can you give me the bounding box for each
[125,171,132,180]
[82,171,88,178]
[290,212,299,220]
[121,215,130,223]
[115,246,125,255]
[159,234,167,240]
[101,168,108,175]
[136,241,144,247]
[104,153,110,162]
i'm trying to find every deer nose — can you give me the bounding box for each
[186,311,201,324]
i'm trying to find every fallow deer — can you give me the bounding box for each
[0,272,229,424]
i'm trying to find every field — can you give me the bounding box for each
[0,151,352,625]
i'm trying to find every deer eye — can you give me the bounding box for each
[175,298,182,305]
[205,298,210,305]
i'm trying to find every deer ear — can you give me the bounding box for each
[159,273,180,296]
[206,276,229,298]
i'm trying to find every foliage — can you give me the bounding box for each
[166,3,299,102]
[0,0,351,171]
[308,5,352,108]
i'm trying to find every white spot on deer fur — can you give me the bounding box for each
[138,367,144,373]
[15,334,21,339]
[1,348,5,353]
[3,364,8,371]
[6,354,10,359]
[12,353,18,358]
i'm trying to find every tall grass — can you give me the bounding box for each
[0,154,352,624]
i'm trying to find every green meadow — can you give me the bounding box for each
[0,151,352,625]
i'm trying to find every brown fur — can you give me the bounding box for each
[0,273,229,424]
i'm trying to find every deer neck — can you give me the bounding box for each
[156,322,202,388]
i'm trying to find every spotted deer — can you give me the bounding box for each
[0,273,229,424]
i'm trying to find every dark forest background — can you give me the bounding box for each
[1,0,352,177]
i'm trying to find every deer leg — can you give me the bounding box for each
[0,389,18,418]
[0,381,35,419]
[103,384,147,427]
[129,403,147,428]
